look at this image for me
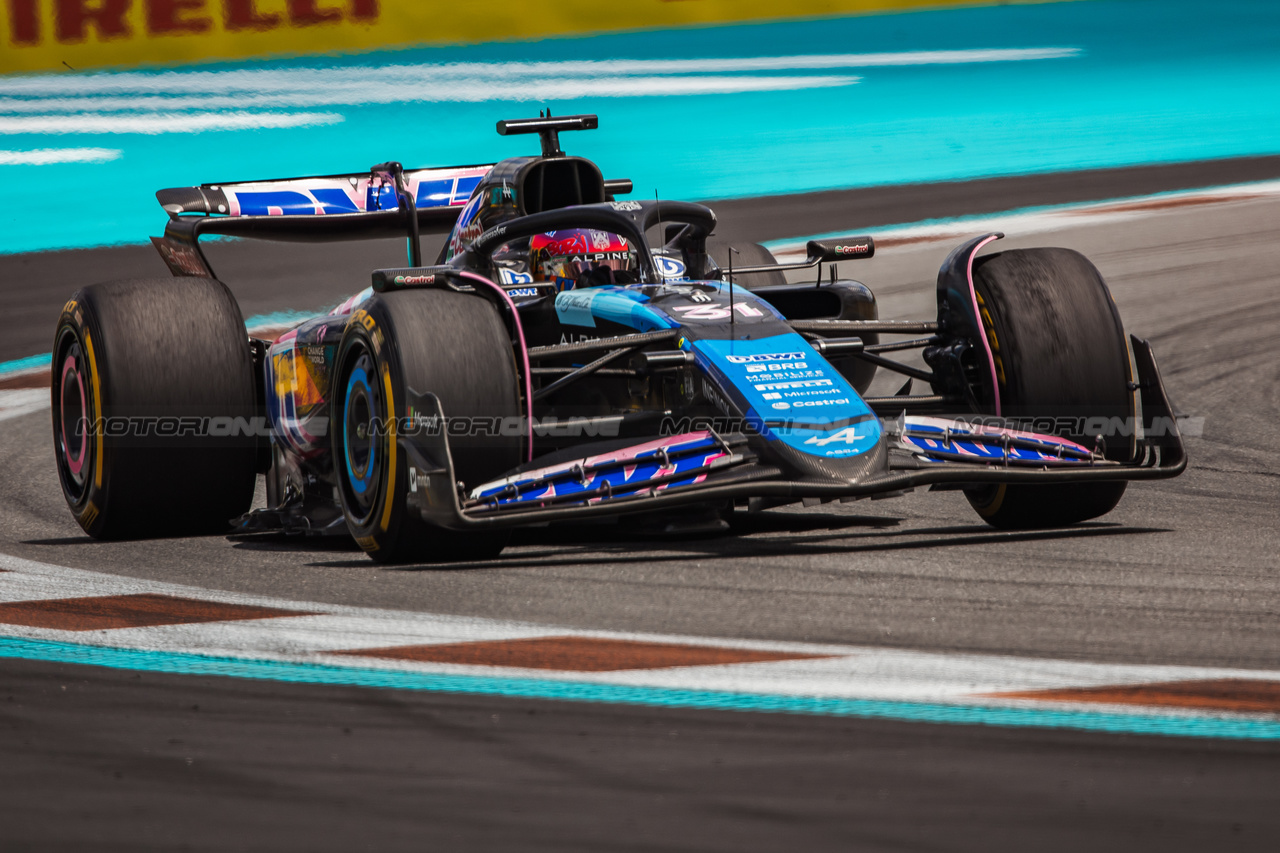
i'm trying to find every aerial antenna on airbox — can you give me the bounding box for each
[728,246,740,326]
[496,113,600,158]
[654,189,664,282]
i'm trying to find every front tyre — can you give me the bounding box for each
[964,248,1135,529]
[332,289,522,563]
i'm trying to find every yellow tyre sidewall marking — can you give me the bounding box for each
[379,360,397,533]
[975,483,1008,517]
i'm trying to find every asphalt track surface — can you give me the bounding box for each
[2,161,1279,849]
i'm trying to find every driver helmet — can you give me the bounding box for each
[529,229,639,287]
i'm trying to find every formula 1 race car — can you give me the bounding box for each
[51,114,1186,561]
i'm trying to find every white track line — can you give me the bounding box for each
[0,111,344,135]
[0,148,121,165]
[0,50,1079,97]
[2,552,1277,717]
[0,388,47,421]
[770,180,1280,261]
[0,76,858,114]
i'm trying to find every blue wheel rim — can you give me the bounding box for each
[343,362,377,498]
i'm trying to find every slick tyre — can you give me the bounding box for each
[332,289,522,564]
[964,248,1136,529]
[51,278,258,539]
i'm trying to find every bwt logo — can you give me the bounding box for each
[7,1,379,45]
[834,243,870,255]
[725,351,807,364]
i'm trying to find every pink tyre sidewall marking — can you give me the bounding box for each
[61,354,88,478]
[966,234,1004,418]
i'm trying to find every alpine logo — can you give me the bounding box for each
[804,427,866,446]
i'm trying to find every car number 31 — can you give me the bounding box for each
[671,303,764,321]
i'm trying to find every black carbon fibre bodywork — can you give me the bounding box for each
[139,113,1184,543]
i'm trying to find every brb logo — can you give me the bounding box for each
[746,361,807,373]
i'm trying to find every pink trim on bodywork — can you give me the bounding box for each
[329,286,374,317]
[905,416,1092,456]
[966,234,1004,417]
[473,431,715,496]
[456,270,535,461]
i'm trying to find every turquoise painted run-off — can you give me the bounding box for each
[1,0,1279,255]
[0,630,1274,737]
[0,353,51,375]
[2,635,1278,741]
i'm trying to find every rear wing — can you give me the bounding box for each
[152,113,620,279]
[152,163,492,278]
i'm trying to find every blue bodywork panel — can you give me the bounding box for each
[692,334,882,460]
[554,280,884,462]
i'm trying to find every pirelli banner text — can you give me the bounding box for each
[2,0,1004,74]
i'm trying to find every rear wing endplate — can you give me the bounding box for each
[153,163,492,278]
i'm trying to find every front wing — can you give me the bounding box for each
[400,337,1187,531]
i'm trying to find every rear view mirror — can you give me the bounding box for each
[806,237,875,263]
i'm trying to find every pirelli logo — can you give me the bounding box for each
[753,378,834,392]
[2,0,382,72]
[5,1,377,46]
[1,0,993,73]
[77,500,99,529]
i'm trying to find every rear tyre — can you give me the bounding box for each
[51,278,258,539]
[332,290,522,563]
[707,240,787,289]
[963,249,1134,529]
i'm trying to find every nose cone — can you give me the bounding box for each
[691,332,889,483]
